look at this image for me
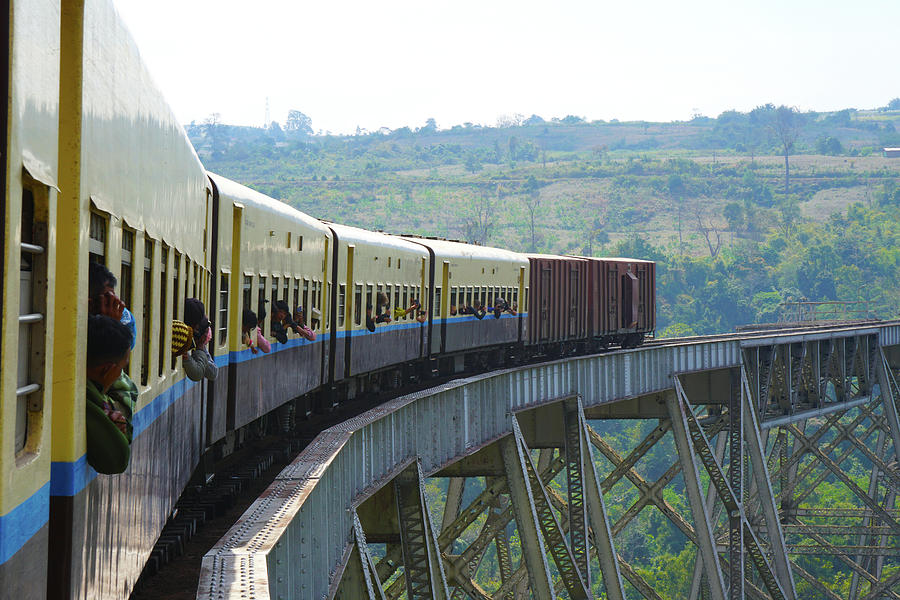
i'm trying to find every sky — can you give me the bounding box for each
[114,0,899,135]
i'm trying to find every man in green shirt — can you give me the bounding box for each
[85,314,137,474]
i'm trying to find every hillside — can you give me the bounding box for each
[188,103,900,335]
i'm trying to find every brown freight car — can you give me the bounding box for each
[526,255,590,348]
[582,257,656,347]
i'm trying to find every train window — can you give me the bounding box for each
[293,278,300,311]
[192,263,200,298]
[287,232,292,249]
[337,284,346,328]
[402,285,409,320]
[258,276,268,334]
[88,211,107,262]
[397,258,401,270]
[303,279,310,313]
[141,237,153,386]
[365,284,373,318]
[243,275,252,314]
[282,278,289,304]
[15,183,49,456]
[218,272,229,347]
[434,287,441,317]
[393,285,400,316]
[171,252,182,369]
[121,229,134,308]
[272,276,280,303]
[513,288,519,310]
[451,287,457,314]
[488,287,494,308]
[525,287,529,312]
[354,285,362,326]
[388,257,391,268]
[158,246,168,378]
[480,286,487,306]
[298,235,303,252]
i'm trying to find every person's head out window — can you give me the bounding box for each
[86,315,132,392]
[242,309,258,335]
[88,261,124,320]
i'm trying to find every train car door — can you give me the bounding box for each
[622,266,638,329]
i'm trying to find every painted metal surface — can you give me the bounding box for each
[526,255,589,345]
[0,0,60,597]
[199,321,900,599]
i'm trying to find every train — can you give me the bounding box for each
[0,1,655,598]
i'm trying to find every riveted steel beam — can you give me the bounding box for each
[335,545,375,600]
[564,398,590,589]
[576,402,627,600]
[510,418,590,598]
[499,427,554,599]
[394,462,450,600]
[441,478,465,533]
[351,512,388,600]
[666,389,728,600]
[741,366,797,599]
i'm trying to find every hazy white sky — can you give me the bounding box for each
[114,0,898,135]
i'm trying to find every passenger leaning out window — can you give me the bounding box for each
[88,261,136,349]
[182,298,217,380]
[242,309,271,354]
[85,315,137,474]
[292,305,317,341]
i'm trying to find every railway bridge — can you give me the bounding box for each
[198,322,900,599]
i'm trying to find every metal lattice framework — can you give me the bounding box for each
[199,324,900,600]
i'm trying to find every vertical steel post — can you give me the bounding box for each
[564,397,590,589]
[727,370,744,599]
[690,431,728,600]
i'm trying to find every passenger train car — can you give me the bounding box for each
[0,1,655,598]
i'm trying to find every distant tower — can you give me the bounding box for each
[264,97,270,128]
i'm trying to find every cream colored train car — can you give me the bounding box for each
[324,223,429,394]
[401,237,529,362]
[207,173,331,432]
[0,0,61,596]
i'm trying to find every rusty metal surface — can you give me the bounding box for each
[197,322,900,599]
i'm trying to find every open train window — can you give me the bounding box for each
[121,228,134,308]
[397,258,401,270]
[158,245,168,377]
[298,235,303,251]
[15,181,49,458]
[141,238,153,386]
[218,272,229,347]
[293,278,300,311]
[354,285,362,326]
[451,287,457,314]
[402,285,409,320]
[282,278,289,305]
[513,288,519,310]
[434,287,441,317]
[481,286,487,306]
[171,251,182,369]
[88,211,107,263]
[258,276,267,334]
[272,276,280,304]
[242,275,252,314]
[337,284,346,328]
[302,279,310,314]
[393,285,400,316]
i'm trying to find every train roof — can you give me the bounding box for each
[208,172,328,233]
[574,255,655,264]
[325,222,429,254]
[401,236,527,264]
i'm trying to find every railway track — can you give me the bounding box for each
[129,318,889,599]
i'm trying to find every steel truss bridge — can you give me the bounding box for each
[198,322,900,600]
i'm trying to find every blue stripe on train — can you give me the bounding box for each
[0,482,49,564]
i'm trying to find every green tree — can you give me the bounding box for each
[464,153,483,174]
[667,174,686,251]
[285,109,313,135]
[522,175,542,251]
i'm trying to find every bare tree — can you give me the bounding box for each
[521,176,542,251]
[458,192,495,246]
[694,204,723,259]
[770,105,805,194]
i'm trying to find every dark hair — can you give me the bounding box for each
[87,314,131,367]
[273,300,290,314]
[88,261,116,298]
[242,309,258,329]
[184,298,210,341]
